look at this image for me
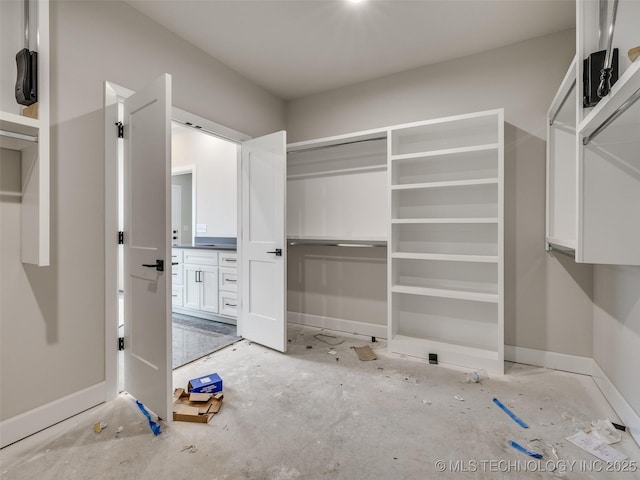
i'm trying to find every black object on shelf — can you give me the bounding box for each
[583,49,619,108]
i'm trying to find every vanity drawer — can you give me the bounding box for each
[171,249,183,264]
[172,285,184,308]
[219,267,238,292]
[184,250,218,266]
[171,262,184,285]
[219,291,238,318]
[219,252,237,267]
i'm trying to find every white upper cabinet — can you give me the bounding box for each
[546,0,640,265]
[0,0,49,266]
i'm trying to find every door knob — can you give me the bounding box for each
[142,259,164,272]
[266,248,282,256]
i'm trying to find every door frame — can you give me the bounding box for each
[104,80,250,402]
[171,166,196,247]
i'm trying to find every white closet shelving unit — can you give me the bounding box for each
[0,0,49,266]
[546,0,640,265]
[286,129,389,339]
[388,109,504,374]
[546,56,578,253]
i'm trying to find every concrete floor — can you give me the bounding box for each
[2,324,639,479]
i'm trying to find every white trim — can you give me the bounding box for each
[287,311,387,339]
[592,360,640,447]
[171,165,196,246]
[0,383,105,448]
[504,345,593,375]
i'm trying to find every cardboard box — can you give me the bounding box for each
[21,102,38,119]
[172,388,223,423]
[188,373,223,394]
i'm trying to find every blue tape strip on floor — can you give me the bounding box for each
[493,397,529,428]
[136,400,162,436]
[509,440,543,458]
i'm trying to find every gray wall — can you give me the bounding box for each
[285,29,595,357]
[593,266,640,417]
[0,0,284,421]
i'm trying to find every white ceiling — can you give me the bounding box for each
[126,0,575,100]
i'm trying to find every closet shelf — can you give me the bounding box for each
[391,252,498,263]
[391,285,499,303]
[390,143,499,162]
[391,178,498,191]
[391,218,499,224]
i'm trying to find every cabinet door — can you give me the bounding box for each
[200,266,219,313]
[184,264,201,310]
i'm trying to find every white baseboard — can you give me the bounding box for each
[592,361,640,446]
[287,311,387,340]
[0,382,105,448]
[504,345,593,375]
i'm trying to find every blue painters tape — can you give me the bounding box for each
[509,440,543,459]
[136,400,162,436]
[493,397,529,428]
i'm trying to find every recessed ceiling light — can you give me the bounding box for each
[348,0,366,4]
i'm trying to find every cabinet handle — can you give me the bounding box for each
[172,273,177,276]
[172,262,179,265]
[226,279,237,283]
[172,294,178,297]
[224,258,237,263]
[224,303,237,307]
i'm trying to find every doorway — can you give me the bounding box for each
[105,77,287,417]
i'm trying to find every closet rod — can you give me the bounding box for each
[582,87,640,145]
[287,136,386,155]
[0,129,38,143]
[548,243,575,259]
[288,241,386,248]
[548,78,576,126]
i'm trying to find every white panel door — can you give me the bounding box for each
[240,131,287,352]
[123,74,172,421]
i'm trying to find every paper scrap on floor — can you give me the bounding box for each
[566,430,628,463]
[352,345,377,361]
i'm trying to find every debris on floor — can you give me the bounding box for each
[173,388,223,423]
[493,397,528,428]
[351,345,377,361]
[135,400,161,436]
[454,395,465,402]
[509,440,543,458]
[181,445,198,453]
[188,373,223,394]
[327,349,337,356]
[306,345,313,349]
[584,419,622,444]
[566,430,628,462]
[93,422,107,434]
[466,369,488,384]
[314,333,344,346]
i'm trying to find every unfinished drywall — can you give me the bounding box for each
[593,265,640,419]
[286,29,595,358]
[0,0,284,426]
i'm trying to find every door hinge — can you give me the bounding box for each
[115,122,124,139]
[118,337,124,351]
[118,231,124,244]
